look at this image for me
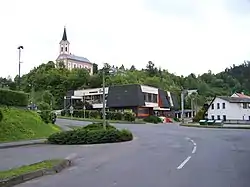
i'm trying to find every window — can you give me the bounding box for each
[152,94,157,103]
[61,47,63,52]
[217,115,220,120]
[243,103,247,109]
[222,103,225,109]
[211,115,214,120]
[74,64,76,68]
[65,47,68,52]
[217,103,220,109]
[211,103,214,109]
[223,115,226,121]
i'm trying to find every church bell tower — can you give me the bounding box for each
[59,27,70,54]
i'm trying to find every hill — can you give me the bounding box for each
[0,107,61,142]
[1,60,250,109]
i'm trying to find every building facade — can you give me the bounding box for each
[64,84,179,118]
[207,95,250,121]
[56,27,93,74]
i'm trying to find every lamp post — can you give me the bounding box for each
[17,46,24,90]
[102,65,118,129]
[102,68,106,129]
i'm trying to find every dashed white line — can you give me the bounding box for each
[177,137,197,170]
[192,146,197,154]
[177,156,192,169]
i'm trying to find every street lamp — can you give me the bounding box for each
[17,46,24,90]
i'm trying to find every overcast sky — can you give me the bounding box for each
[1,0,250,78]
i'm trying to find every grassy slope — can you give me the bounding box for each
[0,107,61,143]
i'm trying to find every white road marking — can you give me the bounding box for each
[192,146,197,154]
[177,156,192,169]
[177,137,197,170]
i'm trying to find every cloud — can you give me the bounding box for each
[1,0,250,78]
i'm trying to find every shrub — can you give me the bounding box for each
[0,110,3,122]
[193,108,205,122]
[144,115,162,124]
[48,127,133,145]
[83,122,116,130]
[37,102,51,124]
[123,112,136,122]
[89,110,100,119]
[0,89,28,107]
[173,117,180,122]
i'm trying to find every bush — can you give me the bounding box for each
[48,126,133,145]
[0,89,28,107]
[38,102,51,124]
[61,109,66,116]
[144,115,162,124]
[123,112,136,122]
[83,122,116,130]
[193,108,205,122]
[173,117,180,122]
[0,110,3,122]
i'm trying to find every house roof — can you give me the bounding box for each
[218,96,250,103]
[233,93,250,98]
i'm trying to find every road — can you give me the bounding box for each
[1,118,250,187]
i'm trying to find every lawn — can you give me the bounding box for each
[0,159,62,180]
[0,107,61,143]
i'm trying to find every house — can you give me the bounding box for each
[56,27,93,74]
[207,95,250,122]
[64,84,179,118]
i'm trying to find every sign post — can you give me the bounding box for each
[83,106,86,118]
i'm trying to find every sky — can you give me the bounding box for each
[1,0,250,78]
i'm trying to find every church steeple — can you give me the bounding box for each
[60,27,70,54]
[62,27,68,41]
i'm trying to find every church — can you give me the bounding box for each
[56,27,93,75]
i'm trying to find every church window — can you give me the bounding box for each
[61,47,63,52]
[65,47,67,52]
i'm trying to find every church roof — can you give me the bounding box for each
[57,54,92,64]
[62,27,67,41]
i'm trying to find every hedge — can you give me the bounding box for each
[143,115,162,124]
[0,110,3,122]
[48,123,133,145]
[61,110,136,122]
[0,89,28,107]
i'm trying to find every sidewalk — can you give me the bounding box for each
[0,139,46,149]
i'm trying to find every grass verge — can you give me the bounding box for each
[0,159,63,180]
[180,124,250,129]
[58,115,145,124]
[0,107,61,143]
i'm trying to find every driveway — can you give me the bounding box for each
[1,119,250,187]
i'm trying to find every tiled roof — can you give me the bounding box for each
[218,96,250,103]
[235,93,250,98]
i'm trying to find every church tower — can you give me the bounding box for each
[59,27,70,54]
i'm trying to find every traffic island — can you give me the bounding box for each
[0,156,75,187]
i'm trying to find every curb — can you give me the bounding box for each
[180,124,250,129]
[0,139,47,149]
[0,154,77,187]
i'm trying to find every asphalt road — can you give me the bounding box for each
[2,118,250,187]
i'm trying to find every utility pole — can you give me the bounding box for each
[17,46,24,90]
[181,90,185,124]
[102,68,106,129]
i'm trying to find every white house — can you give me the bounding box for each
[207,96,250,121]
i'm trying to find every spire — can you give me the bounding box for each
[62,27,67,41]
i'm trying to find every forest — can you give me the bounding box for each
[1,60,249,110]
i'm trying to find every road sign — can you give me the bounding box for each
[70,106,74,114]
